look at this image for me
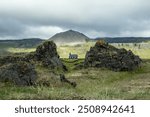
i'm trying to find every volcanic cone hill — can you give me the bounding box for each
[84,40,142,71]
[49,30,89,45]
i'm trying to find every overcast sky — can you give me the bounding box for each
[0,0,150,39]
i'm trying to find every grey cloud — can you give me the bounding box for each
[0,18,26,38]
[0,0,150,39]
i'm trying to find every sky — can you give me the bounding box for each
[0,0,150,39]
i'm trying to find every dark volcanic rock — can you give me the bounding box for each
[0,56,29,67]
[35,41,58,60]
[0,62,37,86]
[84,40,141,71]
[34,41,67,70]
[0,41,67,71]
[0,41,67,86]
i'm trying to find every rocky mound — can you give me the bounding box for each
[34,41,67,70]
[0,62,37,86]
[0,56,29,67]
[84,40,141,71]
[0,41,67,71]
[0,41,67,86]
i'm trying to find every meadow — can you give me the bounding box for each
[0,42,150,99]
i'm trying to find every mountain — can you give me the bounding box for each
[0,38,44,48]
[49,30,89,44]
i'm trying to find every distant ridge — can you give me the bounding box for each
[92,37,150,43]
[49,30,89,44]
[0,38,44,48]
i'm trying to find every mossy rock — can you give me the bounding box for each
[0,61,37,86]
[85,40,142,71]
[34,41,67,71]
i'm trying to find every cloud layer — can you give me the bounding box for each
[0,0,150,39]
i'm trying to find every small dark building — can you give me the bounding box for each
[69,53,78,59]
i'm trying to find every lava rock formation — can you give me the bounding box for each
[84,40,141,71]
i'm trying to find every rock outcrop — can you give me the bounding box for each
[0,41,67,71]
[0,41,67,86]
[84,40,141,71]
[34,41,67,70]
[0,56,29,67]
[0,62,37,86]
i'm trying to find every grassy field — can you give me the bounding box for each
[57,42,150,59]
[1,41,150,59]
[0,42,150,99]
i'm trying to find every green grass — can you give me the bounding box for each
[57,42,150,59]
[6,48,35,53]
[0,42,150,99]
[57,42,95,58]
[61,58,84,71]
[0,59,150,100]
[112,43,150,59]
[1,42,150,59]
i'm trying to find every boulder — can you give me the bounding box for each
[0,62,37,86]
[35,41,59,60]
[84,40,141,71]
[34,41,67,70]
